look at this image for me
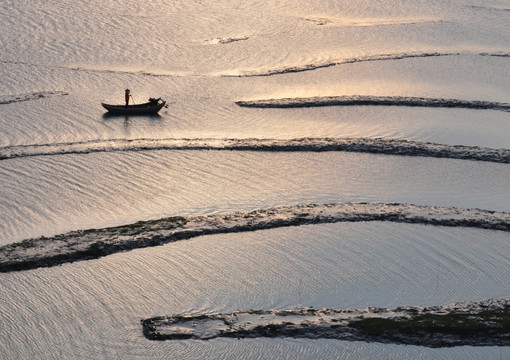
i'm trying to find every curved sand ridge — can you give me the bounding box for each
[1,137,510,164]
[2,51,509,78]
[1,202,509,272]
[302,16,443,27]
[226,51,510,77]
[141,298,510,347]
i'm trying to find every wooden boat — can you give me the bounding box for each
[102,98,166,115]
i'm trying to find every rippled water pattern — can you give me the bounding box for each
[1,0,509,358]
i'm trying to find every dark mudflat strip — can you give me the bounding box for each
[0,91,68,105]
[237,95,510,112]
[141,299,510,347]
[228,51,509,77]
[1,203,509,272]
[1,137,510,164]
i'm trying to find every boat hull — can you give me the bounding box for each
[101,101,166,115]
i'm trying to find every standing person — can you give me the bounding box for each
[125,89,131,106]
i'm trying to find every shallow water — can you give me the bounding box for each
[1,223,510,359]
[1,151,509,244]
[1,0,509,358]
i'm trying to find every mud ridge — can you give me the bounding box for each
[227,51,510,77]
[1,202,509,272]
[141,298,510,347]
[236,95,510,112]
[3,51,509,78]
[205,36,249,45]
[469,5,510,12]
[1,137,510,164]
[303,17,443,27]
[0,91,69,105]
